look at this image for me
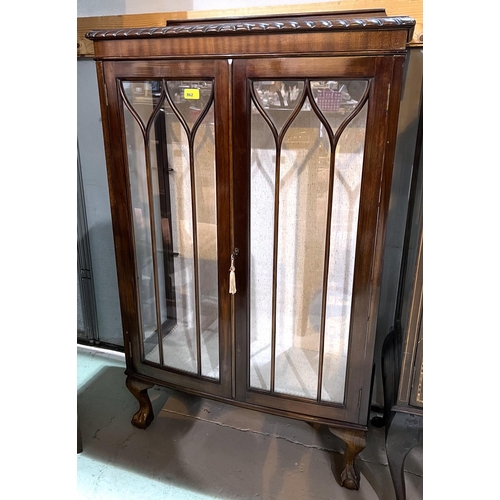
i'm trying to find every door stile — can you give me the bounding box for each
[212,59,233,392]
[232,59,251,402]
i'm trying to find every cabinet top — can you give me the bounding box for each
[85,10,415,43]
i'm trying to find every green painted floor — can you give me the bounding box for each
[77,345,422,500]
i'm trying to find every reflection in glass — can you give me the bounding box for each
[167,81,214,131]
[121,79,219,379]
[252,80,305,132]
[311,80,368,135]
[249,79,368,403]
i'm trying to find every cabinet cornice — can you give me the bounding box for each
[86,14,415,42]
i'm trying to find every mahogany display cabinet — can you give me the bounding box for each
[86,9,415,490]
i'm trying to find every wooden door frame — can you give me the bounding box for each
[100,58,233,399]
[232,54,404,425]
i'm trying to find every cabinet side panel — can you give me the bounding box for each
[357,55,406,423]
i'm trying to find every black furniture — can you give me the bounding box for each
[378,105,422,500]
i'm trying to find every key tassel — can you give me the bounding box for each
[229,252,236,294]
[229,265,236,294]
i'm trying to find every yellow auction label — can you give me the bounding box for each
[184,88,200,100]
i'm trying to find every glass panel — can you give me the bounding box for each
[159,96,198,374]
[249,101,276,391]
[193,103,219,379]
[321,102,367,403]
[122,102,160,364]
[149,102,177,359]
[249,78,368,403]
[252,80,305,132]
[122,81,155,127]
[122,79,219,378]
[274,97,330,399]
[167,81,213,131]
[312,80,368,131]
[77,272,86,338]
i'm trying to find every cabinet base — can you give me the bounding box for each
[124,372,367,489]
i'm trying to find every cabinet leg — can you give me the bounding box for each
[126,375,155,429]
[328,427,366,490]
[386,412,423,500]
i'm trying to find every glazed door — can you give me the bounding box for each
[104,60,232,398]
[232,57,396,423]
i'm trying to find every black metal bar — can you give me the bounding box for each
[153,81,177,331]
[77,143,100,344]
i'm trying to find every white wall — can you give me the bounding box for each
[78,1,192,17]
[77,0,338,17]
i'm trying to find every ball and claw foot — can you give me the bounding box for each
[328,427,366,490]
[126,375,154,429]
[341,462,361,490]
[131,404,154,429]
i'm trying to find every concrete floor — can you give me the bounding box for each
[77,345,422,500]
